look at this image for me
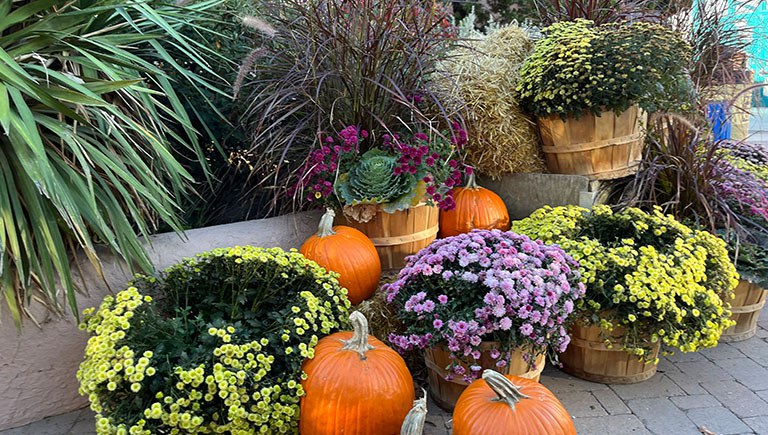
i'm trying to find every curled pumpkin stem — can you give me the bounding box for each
[317,208,336,237]
[482,370,529,410]
[465,171,479,189]
[341,311,374,359]
[400,389,428,435]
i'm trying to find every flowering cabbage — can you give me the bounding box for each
[336,149,421,212]
[384,230,585,382]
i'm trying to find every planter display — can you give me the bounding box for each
[721,279,767,342]
[341,203,439,271]
[424,343,545,411]
[559,323,660,384]
[537,106,648,180]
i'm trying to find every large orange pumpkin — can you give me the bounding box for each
[453,370,576,435]
[300,312,415,434]
[300,209,381,304]
[439,173,510,238]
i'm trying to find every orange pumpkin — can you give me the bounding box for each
[300,209,381,304]
[300,312,415,435]
[453,370,576,435]
[439,173,510,238]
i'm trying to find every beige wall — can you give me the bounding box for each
[0,211,321,430]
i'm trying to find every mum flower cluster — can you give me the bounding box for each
[384,229,585,381]
[715,141,768,228]
[513,205,739,361]
[78,246,350,434]
[297,123,468,215]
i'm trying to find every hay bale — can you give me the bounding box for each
[440,25,545,178]
[353,271,403,342]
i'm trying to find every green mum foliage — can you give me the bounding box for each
[336,149,422,213]
[78,246,351,434]
[513,205,738,360]
[517,19,692,118]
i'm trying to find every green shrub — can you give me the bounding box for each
[78,246,351,434]
[0,0,221,325]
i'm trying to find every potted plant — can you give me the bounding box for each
[383,229,585,410]
[516,19,691,179]
[78,247,351,433]
[513,205,739,384]
[297,124,468,270]
[720,238,768,342]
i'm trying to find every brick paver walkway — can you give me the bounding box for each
[2,308,765,435]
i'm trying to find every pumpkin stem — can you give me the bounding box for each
[482,370,529,410]
[317,208,336,237]
[466,171,480,189]
[400,389,428,435]
[341,311,374,359]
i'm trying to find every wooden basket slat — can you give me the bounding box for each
[341,204,439,271]
[560,323,659,384]
[537,106,648,180]
[721,280,767,342]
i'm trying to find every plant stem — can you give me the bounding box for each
[341,311,374,359]
[317,208,336,237]
[483,370,529,410]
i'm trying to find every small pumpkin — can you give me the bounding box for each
[453,370,576,435]
[439,173,510,238]
[300,311,415,435]
[300,209,381,304]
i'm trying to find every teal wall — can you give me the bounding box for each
[727,1,768,105]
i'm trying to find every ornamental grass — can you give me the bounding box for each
[513,205,739,361]
[78,247,350,434]
[438,25,545,178]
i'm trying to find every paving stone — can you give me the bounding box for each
[755,327,768,339]
[701,380,768,418]
[715,357,768,391]
[758,389,768,402]
[573,414,650,435]
[687,407,752,434]
[666,370,709,395]
[0,409,83,435]
[670,394,722,410]
[664,350,706,363]
[699,342,746,360]
[555,391,607,417]
[729,337,768,367]
[593,388,631,415]
[676,360,735,382]
[424,397,450,435]
[656,357,681,375]
[743,416,768,434]
[610,374,685,401]
[539,368,610,394]
[626,397,700,435]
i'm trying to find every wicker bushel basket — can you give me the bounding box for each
[537,106,648,180]
[341,203,439,271]
[721,279,767,342]
[424,343,545,411]
[559,323,659,384]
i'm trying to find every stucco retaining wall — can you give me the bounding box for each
[0,211,321,430]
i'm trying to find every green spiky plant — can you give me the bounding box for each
[0,0,223,327]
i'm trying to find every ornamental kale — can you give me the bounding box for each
[297,124,468,219]
[336,149,419,211]
[384,230,585,382]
